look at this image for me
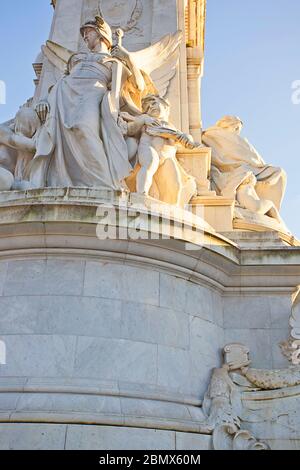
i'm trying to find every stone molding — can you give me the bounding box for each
[0,188,299,293]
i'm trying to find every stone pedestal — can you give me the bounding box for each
[190,196,235,232]
[0,189,299,449]
[177,147,213,196]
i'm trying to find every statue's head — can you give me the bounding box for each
[142,95,170,121]
[80,16,113,51]
[216,116,243,134]
[223,343,251,371]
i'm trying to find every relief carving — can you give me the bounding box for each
[99,0,143,33]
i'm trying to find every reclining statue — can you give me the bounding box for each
[202,116,287,227]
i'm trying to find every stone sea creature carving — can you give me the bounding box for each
[202,343,279,450]
[213,424,270,451]
[225,342,300,390]
[280,291,300,365]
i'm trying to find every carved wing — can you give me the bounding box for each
[42,40,75,74]
[130,31,182,97]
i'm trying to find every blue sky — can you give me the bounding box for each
[0,1,300,237]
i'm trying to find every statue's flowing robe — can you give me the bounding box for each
[202,127,287,210]
[30,52,132,189]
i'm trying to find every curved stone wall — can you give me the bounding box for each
[0,256,223,430]
[1,189,300,449]
[0,189,229,448]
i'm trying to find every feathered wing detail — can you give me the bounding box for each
[130,31,182,97]
[42,40,75,75]
[42,34,181,112]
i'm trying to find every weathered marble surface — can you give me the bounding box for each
[0,188,299,449]
[201,343,300,449]
[0,0,298,450]
[0,424,212,450]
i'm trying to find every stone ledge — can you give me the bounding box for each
[0,391,208,434]
[0,423,213,450]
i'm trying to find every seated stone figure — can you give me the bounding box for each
[202,116,287,228]
[0,103,40,190]
[122,94,198,207]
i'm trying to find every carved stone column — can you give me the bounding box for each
[185,0,206,142]
[187,46,203,142]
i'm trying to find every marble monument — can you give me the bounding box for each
[0,0,300,451]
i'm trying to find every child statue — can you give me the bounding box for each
[121,94,199,206]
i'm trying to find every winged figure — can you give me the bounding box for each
[43,29,182,113]
[27,16,182,189]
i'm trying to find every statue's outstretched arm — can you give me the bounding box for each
[111,45,145,92]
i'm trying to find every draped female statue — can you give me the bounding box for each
[30,16,140,189]
[28,16,182,191]
[0,16,195,209]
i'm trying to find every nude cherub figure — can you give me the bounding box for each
[122,94,200,201]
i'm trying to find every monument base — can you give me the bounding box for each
[0,424,212,450]
[0,188,300,450]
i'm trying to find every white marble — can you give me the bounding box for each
[185,282,223,327]
[84,262,160,306]
[189,316,224,362]
[1,334,76,377]
[0,422,215,450]
[15,392,122,416]
[176,432,212,450]
[224,329,272,369]
[224,295,272,329]
[121,301,189,349]
[74,336,157,384]
[65,425,175,450]
[0,296,122,338]
[0,261,7,296]
[3,259,85,297]
[159,273,188,312]
[157,346,191,395]
[271,328,291,368]
[269,295,292,329]
[0,0,300,451]
[0,424,67,450]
